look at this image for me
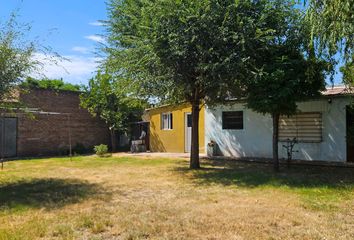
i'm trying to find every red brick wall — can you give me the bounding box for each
[16,88,110,157]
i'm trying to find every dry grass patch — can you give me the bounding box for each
[0,156,353,240]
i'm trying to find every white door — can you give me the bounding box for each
[185,113,192,152]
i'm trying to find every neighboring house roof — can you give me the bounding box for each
[321,85,353,96]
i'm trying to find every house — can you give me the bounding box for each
[144,103,205,153]
[145,86,353,163]
[205,86,353,163]
[0,88,111,157]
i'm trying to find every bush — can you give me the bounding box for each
[94,144,111,157]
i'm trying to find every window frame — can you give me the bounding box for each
[222,111,244,130]
[161,112,173,130]
[279,112,322,143]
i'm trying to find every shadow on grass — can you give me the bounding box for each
[0,178,101,211]
[174,159,354,189]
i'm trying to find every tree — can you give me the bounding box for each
[306,0,354,84]
[21,77,82,92]
[104,0,297,169]
[80,71,145,152]
[244,1,328,170]
[0,14,39,103]
[0,13,58,168]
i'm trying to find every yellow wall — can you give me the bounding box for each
[145,103,205,153]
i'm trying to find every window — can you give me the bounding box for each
[279,112,322,142]
[161,113,173,130]
[187,114,192,128]
[222,111,243,129]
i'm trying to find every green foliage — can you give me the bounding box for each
[340,60,354,85]
[306,0,354,85]
[104,0,287,106]
[80,71,145,131]
[244,1,327,115]
[94,144,110,157]
[0,13,39,101]
[104,0,327,112]
[21,77,82,92]
[306,0,354,59]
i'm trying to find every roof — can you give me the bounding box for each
[321,85,353,96]
[145,102,189,111]
[145,85,352,111]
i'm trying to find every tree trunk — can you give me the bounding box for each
[110,129,117,153]
[272,113,280,171]
[190,101,201,169]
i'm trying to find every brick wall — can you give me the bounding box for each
[16,88,110,157]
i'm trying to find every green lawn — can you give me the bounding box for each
[0,156,353,240]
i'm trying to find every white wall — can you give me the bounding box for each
[205,97,349,162]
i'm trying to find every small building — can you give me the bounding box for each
[0,88,111,157]
[144,103,205,153]
[145,86,353,163]
[205,86,353,163]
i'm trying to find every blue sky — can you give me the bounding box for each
[0,0,107,85]
[0,0,343,86]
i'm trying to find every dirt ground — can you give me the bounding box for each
[0,156,353,240]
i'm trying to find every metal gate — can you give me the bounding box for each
[0,117,17,158]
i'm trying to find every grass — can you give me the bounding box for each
[0,156,353,240]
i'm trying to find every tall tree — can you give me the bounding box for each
[244,1,328,170]
[80,71,145,152]
[306,0,354,84]
[104,0,296,169]
[0,14,39,102]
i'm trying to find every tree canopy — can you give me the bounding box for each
[306,0,354,84]
[80,71,146,151]
[246,0,327,115]
[306,0,353,58]
[0,14,39,102]
[21,77,82,92]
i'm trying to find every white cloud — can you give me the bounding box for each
[31,53,102,85]
[85,35,106,43]
[72,46,90,54]
[89,21,104,26]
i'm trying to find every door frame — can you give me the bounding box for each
[346,106,354,162]
[184,113,192,153]
[0,117,18,158]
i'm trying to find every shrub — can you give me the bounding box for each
[94,144,111,157]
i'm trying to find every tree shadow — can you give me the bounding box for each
[174,159,354,189]
[0,178,102,211]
